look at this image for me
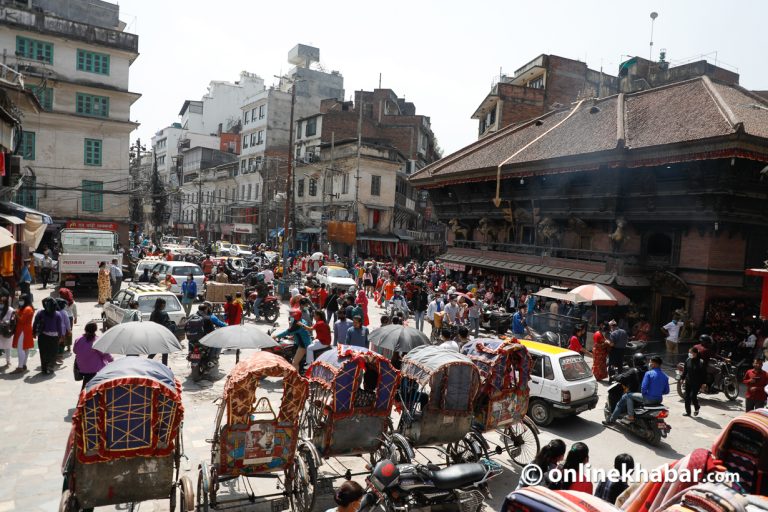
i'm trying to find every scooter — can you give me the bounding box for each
[359,458,502,512]
[604,382,671,446]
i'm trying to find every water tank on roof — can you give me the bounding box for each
[288,44,320,68]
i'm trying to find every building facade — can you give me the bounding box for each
[0,0,139,242]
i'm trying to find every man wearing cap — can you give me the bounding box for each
[607,320,628,370]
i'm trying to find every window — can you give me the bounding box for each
[247,184,252,200]
[305,117,317,137]
[16,36,53,64]
[309,178,317,197]
[84,138,102,166]
[341,172,349,194]
[295,147,301,159]
[250,133,257,146]
[82,180,104,212]
[242,135,248,148]
[251,108,257,122]
[15,175,36,208]
[296,121,303,139]
[257,130,264,145]
[259,105,265,119]
[254,184,259,200]
[20,131,35,160]
[527,75,545,89]
[76,49,110,75]
[25,85,53,111]
[243,111,248,125]
[371,175,381,196]
[543,356,555,380]
[297,178,305,197]
[530,354,543,378]
[559,355,591,381]
[241,185,246,200]
[76,93,109,118]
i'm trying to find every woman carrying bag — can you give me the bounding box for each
[73,322,113,388]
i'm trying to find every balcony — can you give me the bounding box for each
[395,192,416,211]
[453,239,639,267]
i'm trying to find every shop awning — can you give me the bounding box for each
[299,227,321,234]
[0,214,25,225]
[358,235,399,242]
[0,202,52,224]
[396,233,415,241]
[440,251,618,285]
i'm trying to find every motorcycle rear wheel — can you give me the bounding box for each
[677,379,685,399]
[263,308,279,323]
[191,365,202,382]
[724,379,739,401]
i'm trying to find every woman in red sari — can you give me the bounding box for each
[591,324,609,381]
[356,289,370,326]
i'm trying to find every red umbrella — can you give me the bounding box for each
[569,283,629,306]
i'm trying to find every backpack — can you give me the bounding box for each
[185,314,205,342]
[0,311,16,337]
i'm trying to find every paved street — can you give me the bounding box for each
[0,283,747,512]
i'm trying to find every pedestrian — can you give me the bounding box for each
[223,294,243,326]
[0,291,15,367]
[33,297,68,374]
[512,305,527,337]
[327,480,365,512]
[345,315,369,348]
[743,358,768,411]
[591,324,609,381]
[10,293,33,373]
[467,294,481,338]
[607,320,628,371]
[518,438,566,490]
[363,268,373,298]
[149,270,160,284]
[97,261,111,305]
[58,288,77,351]
[41,251,53,289]
[18,260,32,295]
[568,325,589,356]
[412,283,429,332]
[122,300,142,322]
[215,267,229,283]
[148,298,172,365]
[110,258,123,297]
[201,255,213,276]
[661,314,682,361]
[302,310,332,364]
[439,328,459,351]
[73,322,113,389]
[273,310,311,372]
[562,442,592,493]
[333,310,353,345]
[324,287,339,325]
[181,273,197,317]
[356,289,370,327]
[681,347,706,416]
[595,454,635,505]
[55,298,72,364]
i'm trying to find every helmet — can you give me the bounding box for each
[256,273,265,282]
[632,352,647,368]
[699,334,713,346]
[290,309,302,321]
[394,287,402,293]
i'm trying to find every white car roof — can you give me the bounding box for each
[124,284,180,297]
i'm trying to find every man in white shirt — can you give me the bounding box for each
[426,292,444,335]
[439,327,459,351]
[109,258,123,297]
[661,315,682,359]
[443,295,460,325]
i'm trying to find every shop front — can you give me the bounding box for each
[232,223,255,244]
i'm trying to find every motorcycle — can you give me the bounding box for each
[263,325,332,374]
[675,356,739,401]
[187,339,218,382]
[480,304,511,335]
[359,458,502,512]
[604,381,671,446]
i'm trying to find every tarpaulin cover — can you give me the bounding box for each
[72,357,183,464]
[461,337,532,429]
[502,486,622,512]
[710,408,768,496]
[309,345,400,417]
[400,345,479,412]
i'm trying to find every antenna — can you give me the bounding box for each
[649,12,659,61]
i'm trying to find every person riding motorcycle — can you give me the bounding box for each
[390,287,410,316]
[252,273,269,319]
[272,309,312,372]
[604,353,648,424]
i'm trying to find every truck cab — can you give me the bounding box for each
[58,229,120,289]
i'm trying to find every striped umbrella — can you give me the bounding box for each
[568,283,630,306]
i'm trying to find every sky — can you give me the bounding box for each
[120,0,768,156]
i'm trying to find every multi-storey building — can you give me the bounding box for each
[0,0,139,242]
[292,88,443,258]
[472,54,618,139]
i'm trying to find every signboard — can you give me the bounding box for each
[221,223,234,236]
[327,221,356,245]
[443,262,466,272]
[233,223,254,234]
[66,221,118,231]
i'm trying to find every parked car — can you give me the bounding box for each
[102,284,187,339]
[232,244,252,257]
[151,261,206,296]
[212,241,233,256]
[316,265,356,290]
[521,339,599,427]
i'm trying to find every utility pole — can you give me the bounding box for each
[353,91,362,261]
[196,170,203,240]
[282,80,297,261]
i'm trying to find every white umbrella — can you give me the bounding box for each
[93,322,182,355]
[534,287,585,303]
[0,227,16,249]
[569,284,630,306]
[311,252,324,261]
[199,324,278,350]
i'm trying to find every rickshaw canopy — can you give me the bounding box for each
[72,357,184,464]
[460,338,531,395]
[223,351,308,425]
[308,345,400,417]
[400,345,480,412]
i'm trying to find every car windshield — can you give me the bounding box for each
[60,231,116,254]
[237,245,250,251]
[328,268,351,278]
[137,295,182,313]
[171,265,204,276]
[559,355,592,381]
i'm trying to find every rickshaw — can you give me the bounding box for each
[459,337,540,466]
[301,345,412,470]
[711,407,768,496]
[198,351,318,512]
[396,344,481,461]
[60,357,193,511]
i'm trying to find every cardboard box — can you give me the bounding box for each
[205,282,245,303]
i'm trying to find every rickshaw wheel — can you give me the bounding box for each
[503,419,540,466]
[59,490,80,512]
[289,449,316,512]
[178,475,195,512]
[197,465,210,512]
[445,433,485,465]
